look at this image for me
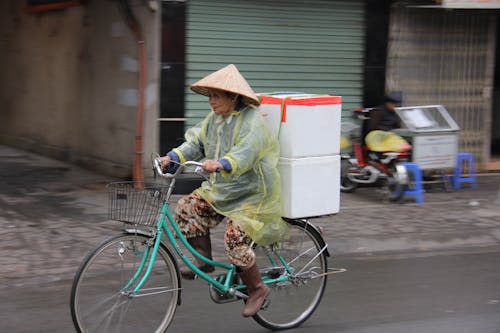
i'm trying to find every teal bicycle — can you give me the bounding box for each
[70,157,330,332]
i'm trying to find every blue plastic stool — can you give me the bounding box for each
[402,162,424,203]
[451,152,477,189]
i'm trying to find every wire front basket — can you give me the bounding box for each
[107,181,170,226]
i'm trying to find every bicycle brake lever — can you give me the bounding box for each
[194,166,213,185]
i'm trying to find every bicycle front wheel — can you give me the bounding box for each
[253,219,328,330]
[71,233,180,333]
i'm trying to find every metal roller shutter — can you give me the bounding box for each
[386,6,496,165]
[185,0,365,127]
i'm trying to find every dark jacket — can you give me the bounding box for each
[367,105,401,132]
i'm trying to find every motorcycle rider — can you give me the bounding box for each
[360,92,409,159]
[366,92,402,133]
[341,93,409,197]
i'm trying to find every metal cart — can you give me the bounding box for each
[393,105,460,170]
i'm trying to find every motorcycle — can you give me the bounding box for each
[340,108,411,201]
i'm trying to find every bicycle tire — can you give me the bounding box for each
[70,233,180,333]
[252,219,328,330]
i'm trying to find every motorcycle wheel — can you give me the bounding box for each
[340,159,358,193]
[385,172,405,202]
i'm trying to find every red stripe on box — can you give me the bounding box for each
[286,96,342,105]
[281,99,288,123]
[259,95,342,105]
[283,96,342,122]
[259,95,342,123]
[259,96,283,105]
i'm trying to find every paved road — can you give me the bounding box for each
[1,145,500,332]
[2,248,499,332]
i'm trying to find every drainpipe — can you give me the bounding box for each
[118,0,146,183]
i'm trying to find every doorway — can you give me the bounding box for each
[492,12,500,164]
[159,0,186,154]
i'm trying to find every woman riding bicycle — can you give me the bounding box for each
[160,64,289,317]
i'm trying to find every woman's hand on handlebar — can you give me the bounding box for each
[159,155,172,171]
[157,155,217,174]
[202,160,222,173]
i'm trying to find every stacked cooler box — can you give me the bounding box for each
[258,93,342,218]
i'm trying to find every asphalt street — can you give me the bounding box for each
[1,248,499,333]
[169,249,500,333]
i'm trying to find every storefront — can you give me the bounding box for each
[160,0,366,152]
[386,2,498,167]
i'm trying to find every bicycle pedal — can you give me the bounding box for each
[260,298,271,310]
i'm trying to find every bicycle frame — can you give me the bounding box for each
[71,157,333,333]
[125,199,292,297]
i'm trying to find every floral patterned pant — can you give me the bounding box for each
[174,192,255,268]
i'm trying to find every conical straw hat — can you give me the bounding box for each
[190,64,260,106]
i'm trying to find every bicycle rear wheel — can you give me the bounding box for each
[71,233,180,333]
[253,219,328,330]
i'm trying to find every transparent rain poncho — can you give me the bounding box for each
[365,130,412,152]
[172,105,289,245]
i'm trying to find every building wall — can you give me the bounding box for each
[0,1,160,178]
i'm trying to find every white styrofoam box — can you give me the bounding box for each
[257,102,282,137]
[279,155,340,219]
[258,94,342,158]
[257,93,311,138]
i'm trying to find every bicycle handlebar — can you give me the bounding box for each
[153,157,208,182]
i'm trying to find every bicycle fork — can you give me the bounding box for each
[120,231,164,297]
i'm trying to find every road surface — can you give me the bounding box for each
[2,247,499,333]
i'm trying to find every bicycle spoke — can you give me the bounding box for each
[133,286,181,297]
[295,244,329,275]
[114,297,132,333]
[287,245,316,266]
[88,294,130,331]
[79,291,122,320]
[101,298,126,332]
